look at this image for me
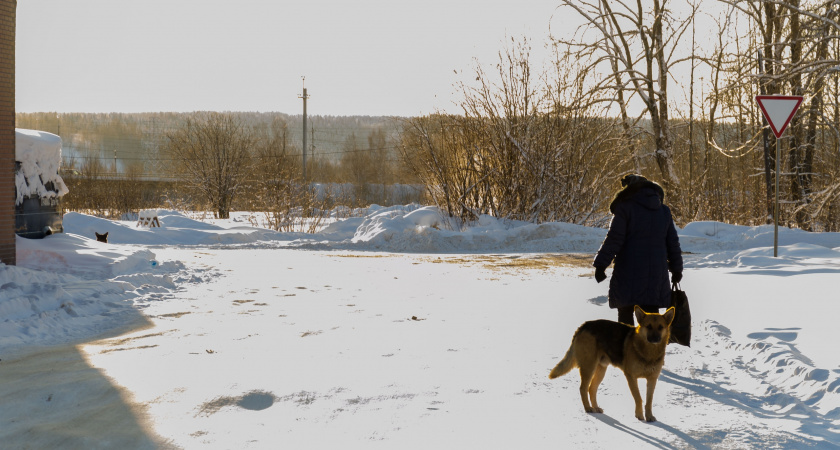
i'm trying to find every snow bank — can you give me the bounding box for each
[62,210,291,246]
[345,205,608,252]
[682,221,840,251]
[0,232,189,357]
[295,206,839,254]
[61,206,840,257]
[16,233,181,279]
[15,128,69,205]
[0,263,141,352]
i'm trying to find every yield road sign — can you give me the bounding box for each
[755,95,804,138]
[756,94,804,258]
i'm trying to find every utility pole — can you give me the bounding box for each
[299,77,309,183]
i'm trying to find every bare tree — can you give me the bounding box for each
[554,0,697,194]
[164,112,255,219]
[399,38,629,225]
[719,0,840,229]
[399,114,466,220]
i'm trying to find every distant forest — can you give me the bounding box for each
[16,112,424,223]
[15,112,404,179]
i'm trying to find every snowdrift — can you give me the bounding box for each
[63,205,840,256]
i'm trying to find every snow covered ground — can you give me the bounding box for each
[2,205,840,449]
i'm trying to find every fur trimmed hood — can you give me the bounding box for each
[609,175,665,214]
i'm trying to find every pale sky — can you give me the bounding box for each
[16,0,563,117]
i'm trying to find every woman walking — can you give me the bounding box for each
[593,174,683,325]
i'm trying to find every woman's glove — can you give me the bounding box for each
[594,266,607,283]
[671,271,683,284]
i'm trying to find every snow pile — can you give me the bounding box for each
[0,263,144,352]
[16,232,182,279]
[682,221,840,251]
[290,205,838,254]
[61,206,840,257]
[264,205,840,255]
[63,205,610,252]
[345,205,608,252]
[62,210,289,246]
[0,233,191,357]
[14,128,69,205]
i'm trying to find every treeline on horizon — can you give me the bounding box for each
[15,111,422,224]
[14,111,402,169]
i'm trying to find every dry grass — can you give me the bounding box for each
[99,345,159,354]
[101,332,167,347]
[157,312,191,318]
[428,253,594,272]
[330,252,595,275]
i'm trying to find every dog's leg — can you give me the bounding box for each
[587,363,607,413]
[625,374,645,421]
[578,366,597,413]
[644,375,658,422]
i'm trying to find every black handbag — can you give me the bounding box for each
[669,283,691,346]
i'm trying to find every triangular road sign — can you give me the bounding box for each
[756,95,804,138]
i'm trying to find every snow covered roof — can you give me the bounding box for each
[15,128,69,205]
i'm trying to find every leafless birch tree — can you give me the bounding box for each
[554,0,697,194]
[164,112,255,219]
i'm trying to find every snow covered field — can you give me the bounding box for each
[2,205,840,448]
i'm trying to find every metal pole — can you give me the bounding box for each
[303,88,306,183]
[299,77,309,183]
[774,138,780,257]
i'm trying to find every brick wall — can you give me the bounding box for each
[0,0,15,265]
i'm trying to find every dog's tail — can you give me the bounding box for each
[548,343,576,379]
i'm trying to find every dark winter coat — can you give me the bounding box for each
[593,180,683,309]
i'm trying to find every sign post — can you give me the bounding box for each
[755,95,803,257]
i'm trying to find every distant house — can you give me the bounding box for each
[14,129,69,238]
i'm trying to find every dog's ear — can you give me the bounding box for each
[663,307,675,326]
[104,232,109,237]
[634,305,646,324]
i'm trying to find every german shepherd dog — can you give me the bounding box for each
[549,306,675,422]
[95,232,108,243]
